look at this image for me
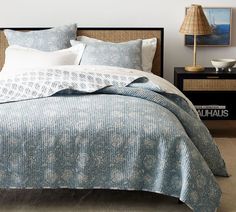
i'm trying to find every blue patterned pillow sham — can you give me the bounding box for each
[4,24,77,51]
[71,39,143,71]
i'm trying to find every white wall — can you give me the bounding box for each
[0,0,236,82]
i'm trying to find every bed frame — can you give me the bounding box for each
[0,27,164,76]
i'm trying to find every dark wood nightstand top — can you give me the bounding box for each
[174,67,236,77]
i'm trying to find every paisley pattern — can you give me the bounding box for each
[0,68,140,103]
[71,40,143,70]
[74,36,157,72]
[4,24,77,51]
[0,67,228,212]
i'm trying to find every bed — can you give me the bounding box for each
[0,26,228,212]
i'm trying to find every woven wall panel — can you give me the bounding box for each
[0,31,8,69]
[0,29,163,76]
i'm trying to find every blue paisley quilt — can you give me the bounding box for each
[0,65,228,212]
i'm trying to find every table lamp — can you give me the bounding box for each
[180,4,212,72]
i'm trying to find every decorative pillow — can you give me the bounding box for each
[2,44,85,74]
[4,24,77,51]
[76,35,157,72]
[70,39,143,70]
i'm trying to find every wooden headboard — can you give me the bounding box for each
[0,27,164,76]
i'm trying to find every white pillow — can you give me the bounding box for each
[2,44,85,74]
[76,36,157,73]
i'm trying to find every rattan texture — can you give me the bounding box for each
[0,29,163,76]
[180,4,212,35]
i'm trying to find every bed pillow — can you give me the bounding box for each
[4,24,77,51]
[76,35,157,73]
[1,44,85,74]
[70,39,143,70]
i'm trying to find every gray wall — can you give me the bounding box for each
[0,0,236,82]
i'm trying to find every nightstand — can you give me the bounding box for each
[174,67,236,120]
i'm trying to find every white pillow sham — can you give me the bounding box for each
[2,44,85,74]
[76,36,157,73]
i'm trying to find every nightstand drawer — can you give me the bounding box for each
[183,79,236,91]
[174,67,236,120]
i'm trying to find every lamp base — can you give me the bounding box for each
[185,65,204,72]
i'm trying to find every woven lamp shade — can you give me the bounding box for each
[180,4,212,35]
